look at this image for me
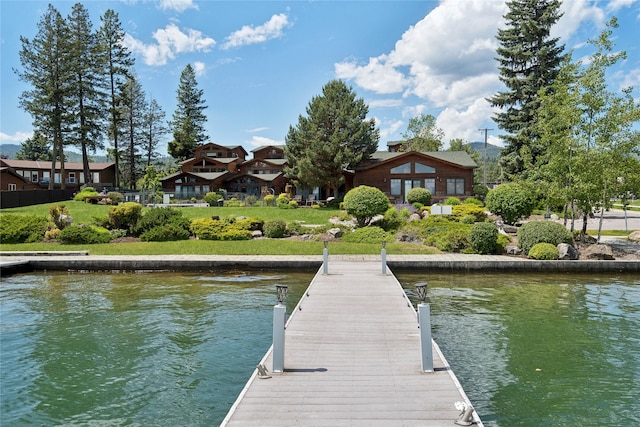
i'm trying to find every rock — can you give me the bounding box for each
[327,228,342,238]
[421,210,429,218]
[581,244,615,260]
[506,246,522,255]
[629,231,640,243]
[408,213,422,222]
[557,243,578,260]
[251,230,263,238]
[396,233,421,243]
[550,214,559,221]
[502,224,518,234]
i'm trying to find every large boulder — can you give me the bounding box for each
[327,228,343,238]
[628,231,640,243]
[581,244,615,260]
[506,246,522,256]
[408,213,422,222]
[557,243,578,260]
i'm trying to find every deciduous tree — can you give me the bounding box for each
[400,114,443,152]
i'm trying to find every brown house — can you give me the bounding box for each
[352,150,477,203]
[0,159,117,190]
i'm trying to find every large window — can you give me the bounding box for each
[390,179,402,195]
[415,163,436,173]
[424,178,435,195]
[446,178,465,195]
[390,163,411,174]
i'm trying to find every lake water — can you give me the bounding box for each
[1,270,638,426]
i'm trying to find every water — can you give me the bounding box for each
[1,271,639,426]
[397,272,640,427]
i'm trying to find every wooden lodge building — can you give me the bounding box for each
[0,159,117,191]
[160,141,477,203]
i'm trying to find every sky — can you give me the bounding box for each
[1,0,639,156]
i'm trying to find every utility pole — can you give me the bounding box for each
[479,128,492,188]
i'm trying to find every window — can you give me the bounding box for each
[390,162,411,174]
[31,172,38,182]
[424,178,435,195]
[68,172,76,184]
[446,178,465,195]
[390,179,402,195]
[54,173,61,184]
[415,163,436,173]
[92,172,100,183]
[202,185,210,193]
[8,183,17,191]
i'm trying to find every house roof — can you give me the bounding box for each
[359,150,477,169]
[0,166,29,182]
[159,171,228,182]
[0,159,115,170]
[224,173,282,183]
[243,158,287,166]
[251,145,285,152]
[181,156,241,166]
[197,142,248,156]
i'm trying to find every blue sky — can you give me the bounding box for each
[1,0,639,156]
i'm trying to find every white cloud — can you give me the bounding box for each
[248,135,283,147]
[554,0,604,41]
[246,127,270,133]
[606,0,640,12]
[375,118,404,142]
[436,98,496,145]
[125,23,215,66]
[335,55,407,94]
[0,131,31,143]
[193,61,206,76]
[368,98,404,109]
[158,0,198,13]
[222,13,290,50]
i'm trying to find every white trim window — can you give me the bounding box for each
[446,178,465,195]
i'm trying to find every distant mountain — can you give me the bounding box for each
[0,144,108,162]
[469,142,503,160]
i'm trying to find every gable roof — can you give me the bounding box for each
[0,159,115,170]
[0,166,30,183]
[159,171,228,182]
[358,150,477,170]
[251,145,285,152]
[242,158,287,166]
[224,172,283,183]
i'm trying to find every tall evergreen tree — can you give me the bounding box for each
[488,0,566,180]
[119,75,147,190]
[143,97,168,167]
[67,2,107,185]
[284,79,379,196]
[15,4,73,189]
[99,8,134,189]
[168,64,209,161]
[16,132,52,161]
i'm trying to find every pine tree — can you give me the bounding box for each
[67,3,107,185]
[16,132,52,161]
[15,4,73,189]
[488,0,566,180]
[168,64,209,161]
[99,8,134,189]
[284,79,379,196]
[119,75,147,190]
[143,97,168,167]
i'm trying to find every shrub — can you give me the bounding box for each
[343,186,390,227]
[287,200,298,209]
[45,228,62,240]
[463,197,484,207]
[140,224,190,242]
[406,187,431,206]
[59,225,110,244]
[109,229,128,240]
[50,205,72,229]
[342,226,390,244]
[234,217,264,231]
[451,205,487,223]
[108,202,142,234]
[107,191,124,204]
[473,184,489,200]
[220,227,253,241]
[517,220,573,255]
[528,242,559,260]
[374,207,405,232]
[73,187,99,201]
[225,197,244,207]
[134,207,190,237]
[414,216,472,252]
[445,197,461,205]
[203,192,223,206]
[245,195,258,207]
[190,218,227,240]
[263,220,288,238]
[460,215,476,224]
[470,222,498,254]
[0,214,49,243]
[496,233,512,253]
[486,183,535,224]
[263,194,275,207]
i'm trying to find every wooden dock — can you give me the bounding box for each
[222,260,482,427]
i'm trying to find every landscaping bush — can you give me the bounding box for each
[343,186,390,227]
[374,207,404,232]
[225,197,244,207]
[134,207,190,237]
[140,224,190,242]
[445,197,461,205]
[50,205,72,229]
[0,214,49,243]
[203,192,223,206]
[451,204,487,223]
[220,227,253,241]
[410,216,472,252]
[244,195,258,207]
[342,226,390,244]
[233,217,264,231]
[486,183,535,224]
[496,233,512,253]
[517,220,573,255]
[406,187,431,206]
[428,228,470,252]
[108,202,142,234]
[73,187,99,201]
[263,194,275,207]
[463,197,484,206]
[107,192,123,204]
[190,218,227,240]
[470,222,498,254]
[263,220,288,238]
[528,242,559,260]
[59,225,110,244]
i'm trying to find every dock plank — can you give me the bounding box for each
[222,261,481,426]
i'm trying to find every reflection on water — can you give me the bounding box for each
[397,272,640,427]
[1,271,638,426]
[1,270,313,426]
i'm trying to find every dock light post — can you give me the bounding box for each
[322,240,329,275]
[381,241,387,275]
[273,285,288,373]
[416,283,434,372]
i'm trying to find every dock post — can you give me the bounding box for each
[272,285,288,373]
[323,240,328,275]
[415,283,433,372]
[381,241,387,275]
